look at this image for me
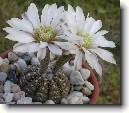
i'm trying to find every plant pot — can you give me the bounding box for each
[0,50,99,104]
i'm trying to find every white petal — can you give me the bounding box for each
[89,20,102,35]
[95,30,109,36]
[41,4,50,26]
[83,17,95,33]
[93,39,115,48]
[65,12,77,34]
[4,29,35,43]
[26,3,40,29]
[90,48,116,64]
[76,6,85,31]
[76,6,85,22]
[48,44,62,55]
[46,4,57,26]
[6,18,34,34]
[13,43,24,49]
[68,4,75,13]
[53,41,76,50]
[40,42,48,48]
[73,50,83,71]
[37,48,46,60]
[85,51,102,76]
[51,13,64,27]
[13,43,40,53]
[56,32,82,41]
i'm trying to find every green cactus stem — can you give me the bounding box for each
[52,54,73,75]
[39,49,50,74]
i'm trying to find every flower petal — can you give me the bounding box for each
[85,51,102,76]
[76,6,85,22]
[74,50,83,71]
[26,3,40,29]
[4,28,35,43]
[37,48,46,60]
[53,41,76,50]
[13,42,40,53]
[51,13,64,27]
[40,42,48,48]
[76,6,85,31]
[41,4,50,26]
[65,11,77,34]
[46,4,57,26]
[48,44,62,55]
[89,20,102,35]
[68,4,75,14]
[90,48,116,64]
[83,17,95,33]
[95,30,109,36]
[6,18,34,34]
[93,39,115,48]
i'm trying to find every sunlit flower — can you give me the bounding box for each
[3,3,75,60]
[65,5,116,76]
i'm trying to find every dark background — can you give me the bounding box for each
[0,0,120,104]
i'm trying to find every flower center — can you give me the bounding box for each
[34,26,57,43]
[77,32,93,49]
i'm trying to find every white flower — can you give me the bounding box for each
[3,3,75,60]
[65,5,116,76]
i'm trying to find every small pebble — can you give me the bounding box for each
[44,100,55,104]
[17,59,27,71]
[85,81,94,91]
[82,87,92,96]
[70,71,85,85]
[3,93,14,103]
[81,96,90,104]
[0,85,4,93]
[13,63,21,75]
[0,64,10,73]
[8,52,18,62]
[0,72,7,82]
[13,91,25,102]
[8,68,18,84]
[69,60,74,66]
[62,62,69,69]
[3,58,10,65]
[27,53,35,58]
[17,97,32,104]
[61,98,68,104]
[63,67,72,77]
[67,91,83,101]
[11,84,21,93]
[4,81,13,93]
[21,53,31,65]
[79,68,90,80]
[74,85,83,91]
[68,96,79,104]
[0,57,3,66]
[31,57,40,65]
[0,98,5,104]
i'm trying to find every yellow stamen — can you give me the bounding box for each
[34,26,57,43]
[77,32,92,49]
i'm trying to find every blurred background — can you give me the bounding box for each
[0,0,120,104]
